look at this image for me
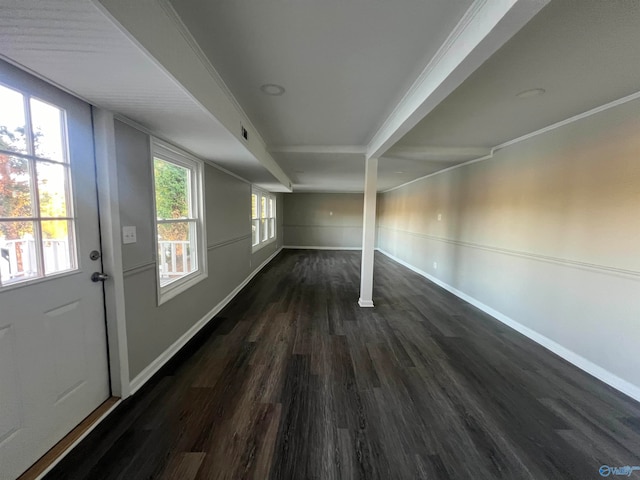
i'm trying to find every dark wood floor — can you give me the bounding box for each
[46,250,640,480]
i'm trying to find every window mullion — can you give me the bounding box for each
[258,192,261,243]
[23,145,46,280]
[27,158,45,278]
[157,218,197,224]
[190,219,197,271]
[32,219,45,278]
[0,149,67,166]
[23,94,34,156]
[22,95,46,278]
[0,217,75,222]
[190,168,196,218]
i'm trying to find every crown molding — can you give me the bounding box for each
[494,90,640,152]
[94,0,292,191]
[366,0,549,160]
[368,0,487,146]
[158,0,270,153]
[381,89,640,193]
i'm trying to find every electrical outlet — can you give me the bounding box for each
[122,226,137,244]
[433,261,438,270]
[437,213,442,221]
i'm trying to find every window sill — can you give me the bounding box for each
[157,268,207,305]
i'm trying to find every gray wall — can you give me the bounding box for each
[377,98,640,393]
[283,193,363,248]
[114,121,282,380]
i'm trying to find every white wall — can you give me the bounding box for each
[114,120,283,382]
[377,98,640,399]
[283,193,363,248]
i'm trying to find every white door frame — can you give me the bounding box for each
[92,108,131,399]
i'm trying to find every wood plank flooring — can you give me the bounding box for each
[45,250,640,480]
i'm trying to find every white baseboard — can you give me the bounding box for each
[129,247,283,395]
[377,248,640,403]
[358,298,374,308]
[284,245,362,250]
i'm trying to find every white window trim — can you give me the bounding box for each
[251,186,276,253]
[151,138,207,305]
[0,81,79,290]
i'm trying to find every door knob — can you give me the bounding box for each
[91,272,110,282]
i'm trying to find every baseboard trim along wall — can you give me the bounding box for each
[376,248,640,403]
[129,247,283,395]
[284,245,362,250]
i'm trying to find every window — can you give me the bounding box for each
[0,82,76,288]
[251,186,276,251]
[268,197,275,239]
[152,139,206,304]
[251,192,259,246]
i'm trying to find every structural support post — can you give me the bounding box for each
[359,157,378,307]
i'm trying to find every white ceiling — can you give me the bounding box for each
[0,0,284,188]
[169,0,473,147]
[396,0,640,154]
[2,0,635,193]
[275,152,367,193]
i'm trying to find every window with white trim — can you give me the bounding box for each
[152,140,207,304]
[251,186,276,250]
[0,82,77,288]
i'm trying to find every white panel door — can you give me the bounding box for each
[0,62,110,480]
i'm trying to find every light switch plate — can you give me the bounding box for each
[122,226,137,244]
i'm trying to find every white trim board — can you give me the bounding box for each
[269,145,367,155]
[157,0,269,155]
[284,246,362,251]
[375,226,640,279]
[284,224,363,229]
[129,247,283,395]
[382,89,640,193]
[376,248,640,404]
[367,0,549,159]
[288,190,366,194]
[93,108,130,399]
[358,298,375,308]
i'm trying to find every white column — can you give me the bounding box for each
[359,157,378,307]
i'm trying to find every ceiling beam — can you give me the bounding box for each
[366,0,550,160]
[269,145,367,155]
[383,146,491,159]
[93,0,293,191]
